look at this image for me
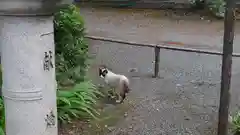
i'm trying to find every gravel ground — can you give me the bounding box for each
[81,7,240,53]
[80,7,240,135]
[88,39,240,135]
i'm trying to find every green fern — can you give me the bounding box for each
[57,81,103,124]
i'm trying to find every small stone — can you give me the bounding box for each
[105,125,108,128]
[124,112,128,117]
[190,80,196,83]
[129,68,138,73]
[108,127,114,131]
[176,84,182,87]
[116,100,121,103]
[184,116,191,121]
[69,131,74,135]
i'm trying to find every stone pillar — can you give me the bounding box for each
[0,0,71,135]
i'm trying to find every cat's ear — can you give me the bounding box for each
[99,68,102,76]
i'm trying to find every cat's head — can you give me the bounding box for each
[98,65,108,78]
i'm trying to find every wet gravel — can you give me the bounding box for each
[81,7,240,53]
[82,7,240,135]
[88,40,240,135]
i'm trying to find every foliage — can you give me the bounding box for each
[207,0,225,18]
[55,4,102,124]
[57,81,103,124]
[231,112,240,134]
[189,0,225,18]
[54,4,89,88]
[189,0,203,5]
[0,97,4,135]
[189,0,205,9]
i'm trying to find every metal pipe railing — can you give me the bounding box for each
[86,35,240,78]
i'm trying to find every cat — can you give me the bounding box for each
[99,65,130,103]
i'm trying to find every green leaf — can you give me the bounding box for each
[0,127,5,135]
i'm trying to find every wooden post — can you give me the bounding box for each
[153,46,160,78]
[217,0,236,134]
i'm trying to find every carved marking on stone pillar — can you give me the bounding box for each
[43,51,54,71]
[45,110,56,128]
[2,88,43,101]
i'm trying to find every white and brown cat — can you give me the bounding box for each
[99,65,130,103]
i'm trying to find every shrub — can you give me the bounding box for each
[54,4,89,88]
[189,0,225,18]
[207,0,225,18]
[54,5,102,124]
[231,112,240,134]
